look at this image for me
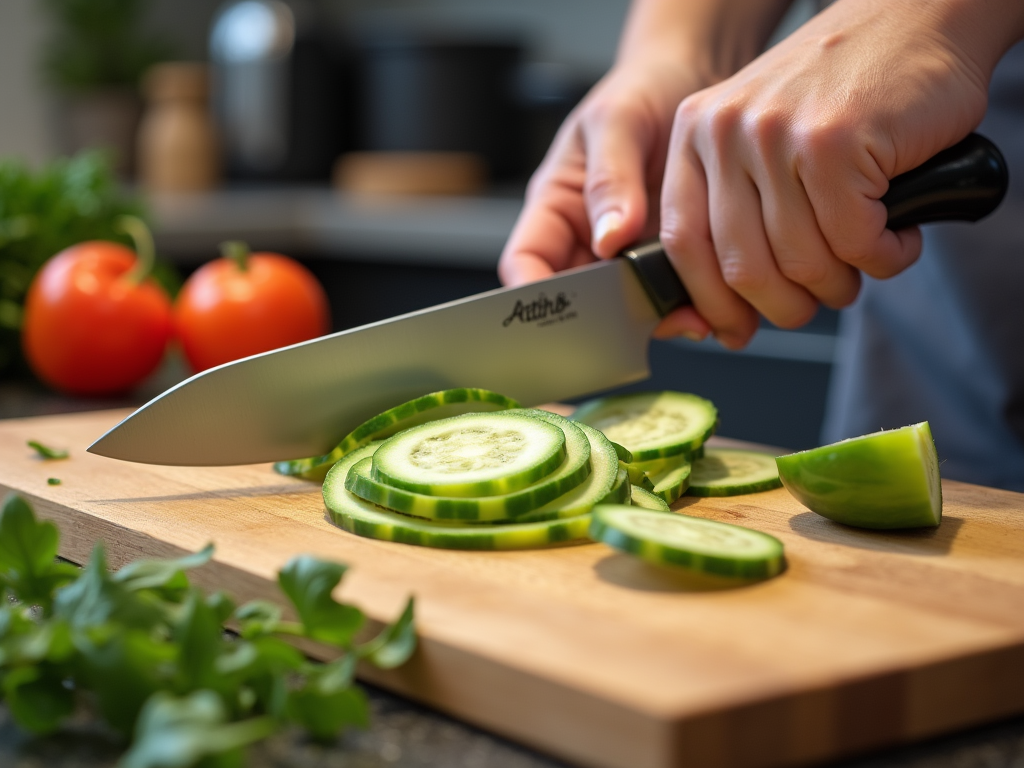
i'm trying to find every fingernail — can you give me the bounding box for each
[593,211,623,249]
[681,330,706,343]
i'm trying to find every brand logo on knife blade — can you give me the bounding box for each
[502,292,576,328]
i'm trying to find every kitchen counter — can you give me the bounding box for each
[1,381,1022,768]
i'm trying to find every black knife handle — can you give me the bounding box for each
[882,133,1008,229]
[623,132,1009,317]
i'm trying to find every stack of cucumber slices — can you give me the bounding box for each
[571,391,783,501]
[302,387,788,580]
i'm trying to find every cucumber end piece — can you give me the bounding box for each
[776,422,942,530]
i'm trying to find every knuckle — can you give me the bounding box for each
[584,170,622,202]
[659,221,695,258]
[674,95,702,126]
[777,257,829,288]
[717,313,761,350]
[749,108,786,153]
[797,119,852,156]
[831,239,873,268]
[719,254,767,294]
[705,100,743,146]
[861,260,903,280]
[771,301,818,330]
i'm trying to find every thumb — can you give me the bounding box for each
[582,112,651,258]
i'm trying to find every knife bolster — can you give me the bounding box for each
[620,241,692,317]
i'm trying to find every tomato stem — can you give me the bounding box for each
[117,216,156,286]
[220,240,250,272]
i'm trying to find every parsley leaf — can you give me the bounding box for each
[26,440,69,460]
[121,691,275,768]
[277,556,364,646]
[0,495,417,765]
[0,494,78,608]
[358,597,417,669]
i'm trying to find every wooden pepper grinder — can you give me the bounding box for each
[137,63,221,193]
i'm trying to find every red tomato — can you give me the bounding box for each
[22,242,174,395]
[174,245,330,372]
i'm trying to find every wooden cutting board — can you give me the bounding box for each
[0,409,1022,768]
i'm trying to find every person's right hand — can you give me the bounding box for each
[656,0,1015,349]
[498,57,715,341]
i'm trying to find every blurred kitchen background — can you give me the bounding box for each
[0,0,834,450]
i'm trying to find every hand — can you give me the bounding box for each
[658,0,1000,348]
[498,58,715,341]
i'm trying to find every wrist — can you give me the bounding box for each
[931,0,1024,75]
[616,0,793,83]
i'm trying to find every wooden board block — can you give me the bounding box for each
[1,409,1023,768]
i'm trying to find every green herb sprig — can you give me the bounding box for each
[28,440,69,460]
[0,493,416,767]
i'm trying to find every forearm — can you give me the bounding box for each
[617,0,794,81]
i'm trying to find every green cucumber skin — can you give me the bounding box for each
[327,508,592,550]
[589,507,785,579]
[610,442,633,464]
[275,388,520,480]
[344,409,593,522]
[649,460,692,504]
[687,449,782,497]
[630,485,670,512]
[687,482,781,498]
[572,391,718,462]
[371,412,566,498]
[776,423,941,529]
[324,442,593,549]
[514,421,621,522]
[346,456,589,523]
[600,468,631,505]
[622,461,654,490]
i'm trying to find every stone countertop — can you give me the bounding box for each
[0,379,1022,768]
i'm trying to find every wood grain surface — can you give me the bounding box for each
[0,409,1022,768]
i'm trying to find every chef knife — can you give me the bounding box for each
[89,133,1007,466]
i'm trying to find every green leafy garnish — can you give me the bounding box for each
[0,494,416,764]
[27,440,69,460]
[46,478,61,486]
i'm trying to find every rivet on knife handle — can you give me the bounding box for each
[622,132,1009,318]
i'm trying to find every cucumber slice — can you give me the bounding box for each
[776,422,941,529]
[324,457,592,550]
[630,485,670,512]
[276,388,520,480]
[516,422,620,522]
[621,461,650,488]
[623,454,693,494]
[346,417,592,522]
[610,442,633,463]
[687,448,782,497]
[572,391,717,461]
[589,505,786,579]
[600,468,631,505]
[371,412,566,497]
[329,503,592,551]
[647,459,692,504]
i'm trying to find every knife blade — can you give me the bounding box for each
[89,133,1007,466]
